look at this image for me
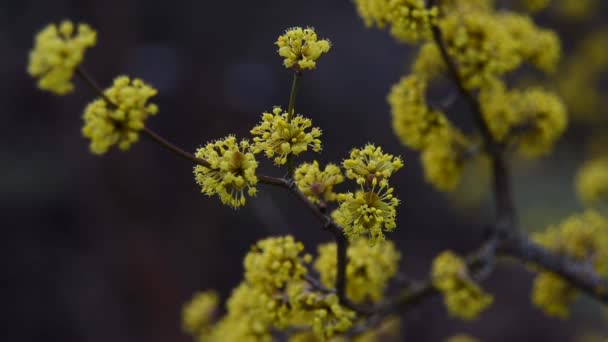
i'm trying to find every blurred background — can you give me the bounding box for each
[2,0,608,341]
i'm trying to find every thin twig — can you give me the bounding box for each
[286,71,302,178]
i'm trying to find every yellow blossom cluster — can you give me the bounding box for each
[182,236,356,341]
[28,20,96,95]
[353,0,439,43]
[439,11,521,89]
[439,0,494,12]
[432,251,493,320]
[532,211,608,317]
[81,76,158,154]
[244,236,311,293]
[421,131,473,191]
[250,106,322,165]
[314,238,400,303]
[342,144,403,185]
[554,0,598,19]
[295,161,344,204]
[276,27,331,70]
[333,179,400,244]
[182,291,219,338]
[479,80,567,157]
[193,136,258,208]
[498,13,561,74]
[388,74,450,150]
[576,157,608,205]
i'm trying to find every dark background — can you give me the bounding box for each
[2,0,607,341]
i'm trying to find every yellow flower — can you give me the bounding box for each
[276,27,331,70]
[342,144,403,185]
[295,161,344,204]
[353,0,438,43]
[480,81,567,157]
[534,210,608,273]
[28,20,96,95]
[531,271,578,318]
[182,291,219,338]
[511,88,568,157]
[439,11,520,89]
[208,283,273,342]
[250,107,322,165]
[531,210,608,317]
[431,251,493,320]
[332,180,399,244]
[576,157,608,204]
[293,291,356,340]
[388,74,451,150]
[554,0,598,20]
[412,42,445,79]
[244,236,310,293]
[314,238,400,303]
[193,136,258,208]
[81,76,158,154]
[498,13,561,74]
[421,130,472,192]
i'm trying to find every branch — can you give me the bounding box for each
[502,235,608,303]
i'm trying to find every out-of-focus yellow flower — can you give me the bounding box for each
[531,271,577,318]
[388,74,450,151]
[432,251,493,320]
[521,0,551,12]
[498,13,561,74]
[314,238,400,303]
[182,291,219,338]
[332,180,400,244]
[439,11,520,89]
[576,158,608,205]
[421,130,472,192]
[295,161,344,204]
[354,0,438,43]
[276,27,331,70]
[250,107,322,165]
[531,210,608,317]
[193,136,258,208]
[82,76,158,154]
[480,80,567,157]
[28,20,96,95]
[554,0,598,20]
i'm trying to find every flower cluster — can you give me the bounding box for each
[353,0,439,43]
[250,106,322,165]
[181,236,356,341]
[431,251,493,320]
[294,161,344,204]
[182,291,219,338]
[498,13,561,74]
[81,76,159,154]
[576,157,608,204]
[333,179,400,244]
[388,74,450,150]
[244,236,311,294]
[439,11,521,89]
[479,80,568,157]
[421,131,473,191]
[193,136,258,208]
[276,27,331,70]
[532,211,608,317]
[342,144,403,185]
[28,20,96,95]
[314,238,400,303]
